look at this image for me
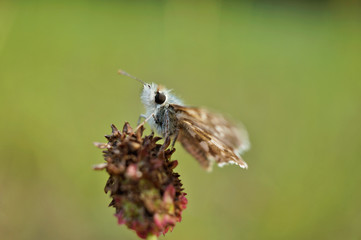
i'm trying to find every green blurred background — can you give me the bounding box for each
[1,0,361,239]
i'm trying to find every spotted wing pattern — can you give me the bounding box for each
[172,104,250,171]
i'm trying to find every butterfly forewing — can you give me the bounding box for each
[172,104,249,170]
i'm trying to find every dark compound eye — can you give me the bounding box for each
[155,91,166,104]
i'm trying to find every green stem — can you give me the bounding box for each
[146,234,158,240]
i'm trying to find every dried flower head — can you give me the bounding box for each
[94,123,187,239]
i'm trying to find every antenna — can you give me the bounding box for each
[118,69,146,85]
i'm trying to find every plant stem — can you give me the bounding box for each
[146,234,158,240]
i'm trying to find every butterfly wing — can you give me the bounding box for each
[172,104,250,171]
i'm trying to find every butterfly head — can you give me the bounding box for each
[141,83,182,112]
[118,69,183,113]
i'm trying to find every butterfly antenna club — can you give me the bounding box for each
[118,69,147,86]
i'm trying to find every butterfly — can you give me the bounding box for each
[119,70,250,171]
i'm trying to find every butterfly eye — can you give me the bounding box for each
[155,91,166,104]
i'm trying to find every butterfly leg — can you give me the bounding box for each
[135,113,154,132]
[138,114,155,134]
[171,129,179,149]
[137,114,147,125]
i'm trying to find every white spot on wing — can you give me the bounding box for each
[200,111,207,121]
[215,126,225,137]
[217,160,248,169]
[209,138,223,150]
[199,141,209,152]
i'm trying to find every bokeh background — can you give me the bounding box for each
[1,0,361,239]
